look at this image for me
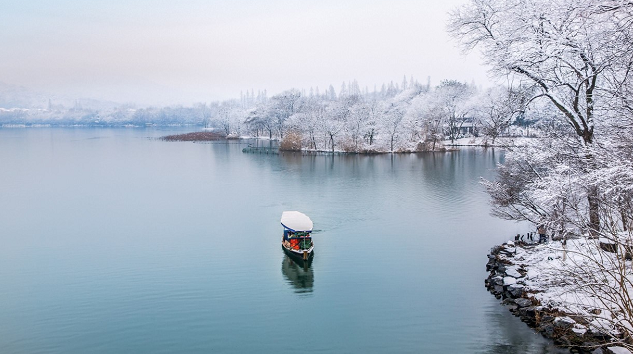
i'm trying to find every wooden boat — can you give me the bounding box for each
[281,211,314,262]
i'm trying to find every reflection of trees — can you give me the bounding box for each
[482,302,567,354]
[281,255,313,294]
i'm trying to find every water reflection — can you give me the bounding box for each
[281,254,314,295]
[478,302,569,354]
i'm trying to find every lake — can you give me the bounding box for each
[0,128,566,353]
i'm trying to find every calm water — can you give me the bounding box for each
[0,128,565,353]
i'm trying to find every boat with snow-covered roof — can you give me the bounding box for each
[281,211,314,263]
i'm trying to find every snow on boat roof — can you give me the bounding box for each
[281,211,313,232]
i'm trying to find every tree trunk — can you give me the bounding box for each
[587,185,600,238]
[584,146,599,237]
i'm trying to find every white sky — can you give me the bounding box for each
[0,0,490,106]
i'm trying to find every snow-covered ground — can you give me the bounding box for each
[492,238,633,352]
[444,136,538,147]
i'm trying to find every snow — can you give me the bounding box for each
[444,136,538,147]
[571,326,587,336]
[505,267,522,278]
[495,238,633,340]
[280,211,313,232]
[526,269,539,280]
[607,347,632,354]
[554,316,576,326]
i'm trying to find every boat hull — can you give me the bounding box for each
[281,244,314,264]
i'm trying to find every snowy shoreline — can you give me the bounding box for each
[486,240,632,354]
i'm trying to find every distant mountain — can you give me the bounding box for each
[0,82,120,110]
[0,82,49,108]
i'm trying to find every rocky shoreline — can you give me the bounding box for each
[485,242,631,354]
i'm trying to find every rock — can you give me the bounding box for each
[514,298,532,308]
[492,276,504,286]
[507,284,525,298]
[503,276,517,285]
[554,316,576,329]
[486,260,496,271]
[540,323,555,337]
[599,238,617,253]
[606,347,633,354]
[506,267,523,278]
[591,347,604,354]
[523,306,538,318]
[554,335,571,346]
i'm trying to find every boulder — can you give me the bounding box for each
[540,323,555,337]
[599,238,617,253]
[515,298,532,308]
[554,316,576,329]
[507,284,525,298]
[523,306,538,317]
[506,267,523,278]
[606,347,633,354]
[503,276,517,286]
[486,259,496,271]
[554,335,571,346]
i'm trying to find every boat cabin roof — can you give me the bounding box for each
[281,211,313,232]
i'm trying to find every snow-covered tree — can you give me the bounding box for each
[269,89,302,139]
[475,85,529,145]
[450,0,633,235]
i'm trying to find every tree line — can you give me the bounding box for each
[238,79,542,153]
[1,78,545,153]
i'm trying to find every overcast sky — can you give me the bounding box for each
[0,0,489,106]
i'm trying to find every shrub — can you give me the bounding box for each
[280,131,302,151]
